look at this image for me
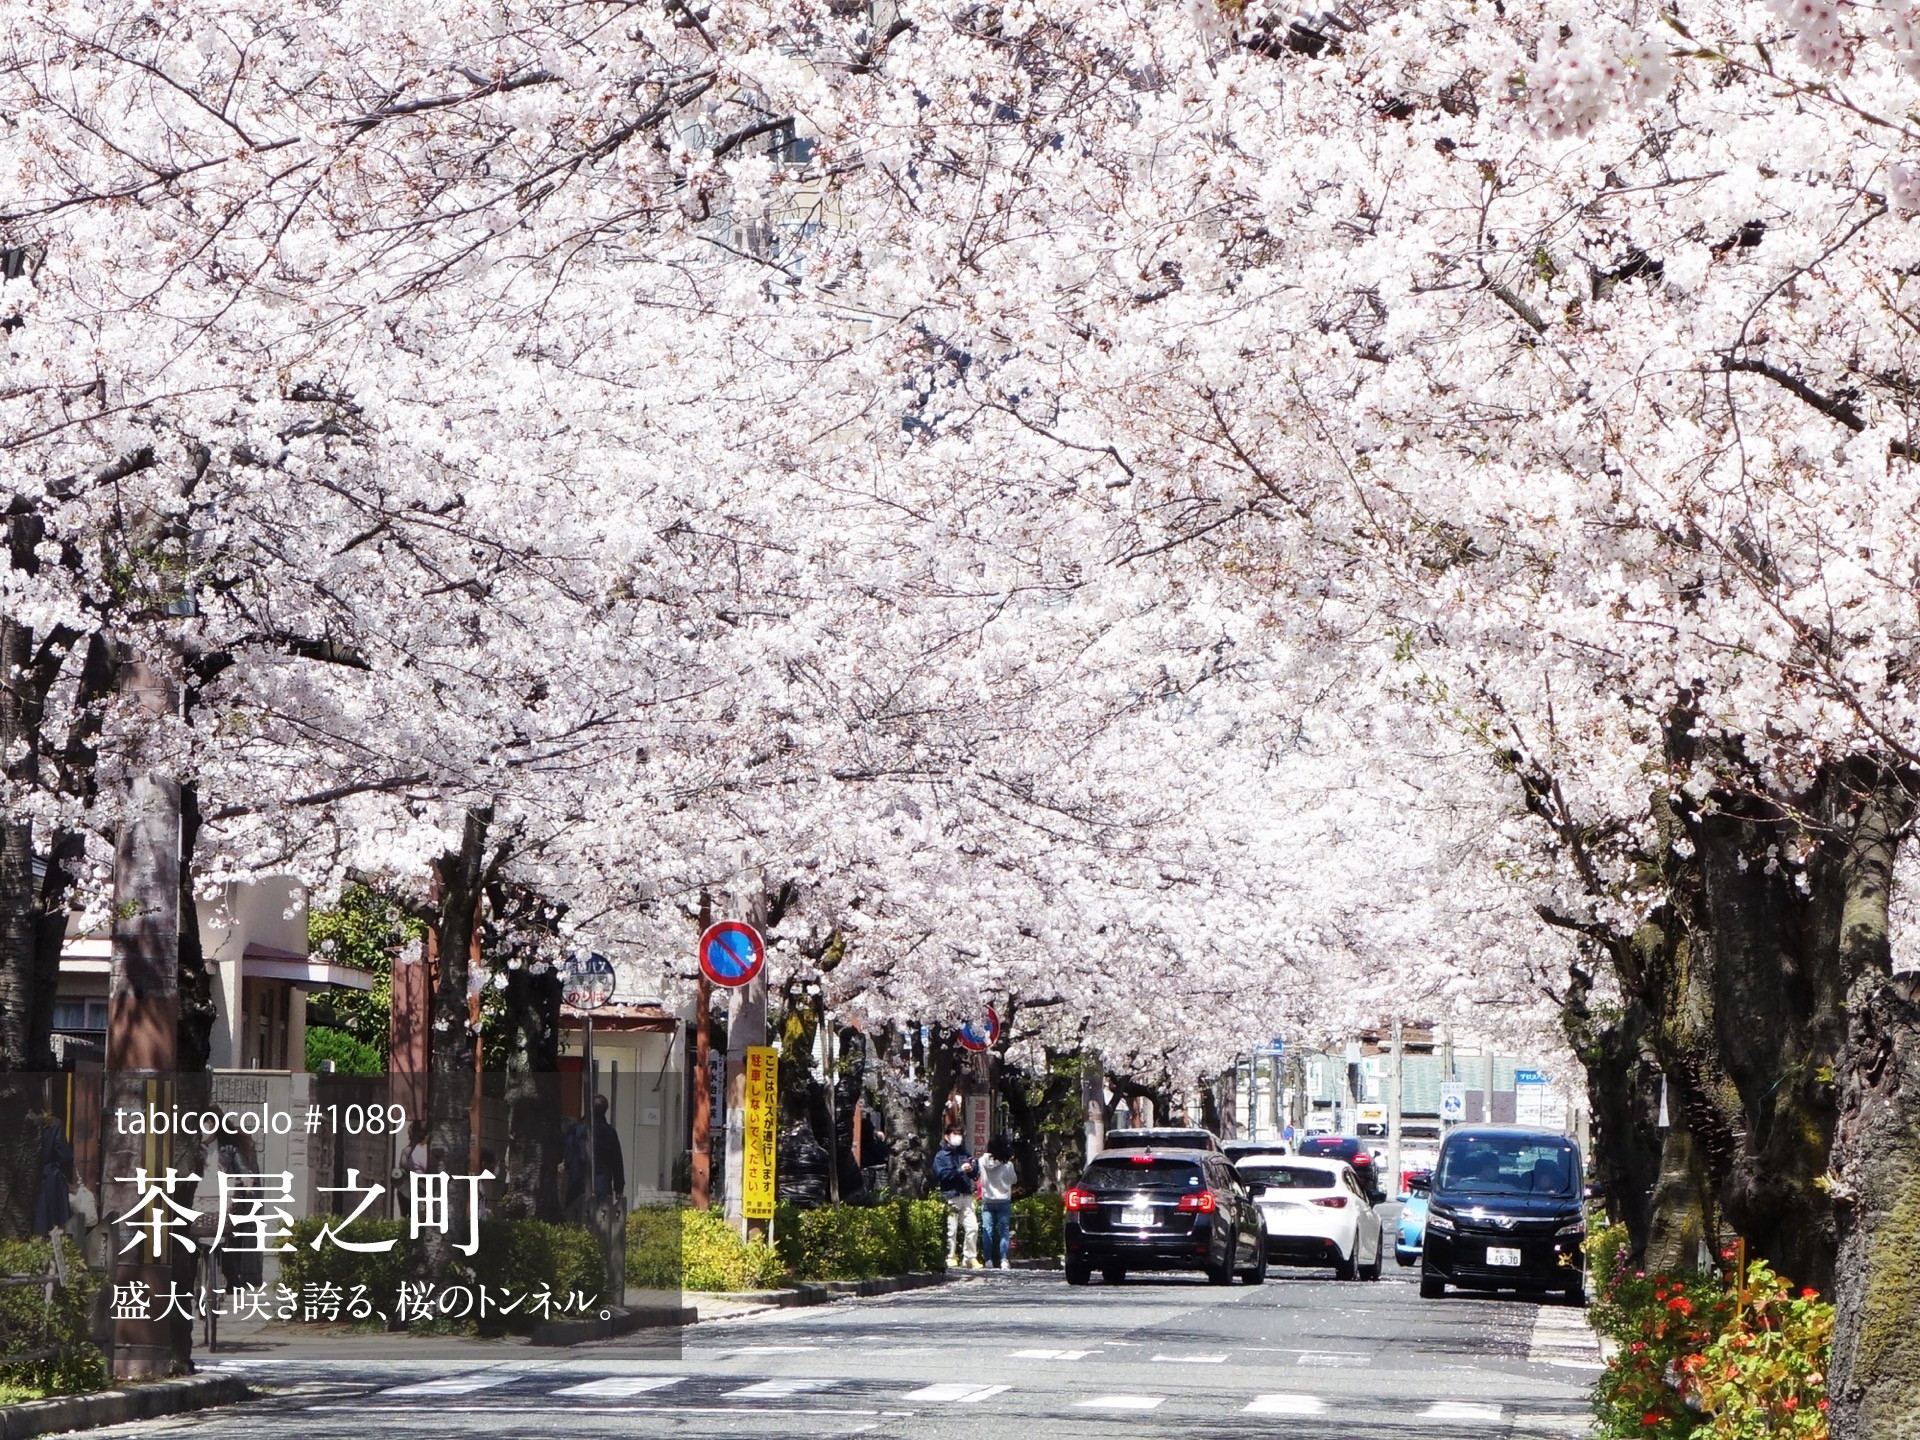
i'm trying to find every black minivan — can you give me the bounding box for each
[1419,1126,1586,1303]
[1063,1149,1266,1286]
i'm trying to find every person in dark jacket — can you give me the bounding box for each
[590,1094,624,1199]
[932,1127,979,1268]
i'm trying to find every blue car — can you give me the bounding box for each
[1395,1178,1431,1265]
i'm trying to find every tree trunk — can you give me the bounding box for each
[1828,974,1920,1440]
[501,952,563,1222]
[425,807,491,1276]
[1563,963,1663,1256]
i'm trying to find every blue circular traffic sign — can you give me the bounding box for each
[957,1006,999,1052]
[699,921,765,988]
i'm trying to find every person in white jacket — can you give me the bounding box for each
[978,1135,1018,1270]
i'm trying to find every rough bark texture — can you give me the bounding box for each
[1828,975,1920,1438]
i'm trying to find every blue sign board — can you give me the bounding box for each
[1514,1068,1547,1085]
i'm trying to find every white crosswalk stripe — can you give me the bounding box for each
[1245,1394,1330,1416]
[1010,1348,1093,1360]
[1529,1305,1604,1370]
[905,1383,1011,1403]
[1423,1401,1505,1422]
[1075,1395,1166,1410]
[551,1378,685,1399]
[379,1376,513,1397]
[725,1379,837,1398]
[1152,1353,1227,1363]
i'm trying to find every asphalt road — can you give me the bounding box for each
[119,1257,1605,1440]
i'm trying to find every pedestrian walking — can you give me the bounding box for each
[932,1125,980,1268]
[978,1135,1016,1271]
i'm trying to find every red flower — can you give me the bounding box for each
[1641,1413,1661,1427]
[1666,1296,1693,1315]
[1800,1287,1817,1300]
[1784,1397,1799,1412]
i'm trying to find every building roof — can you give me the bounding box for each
[561,1002,677,1033]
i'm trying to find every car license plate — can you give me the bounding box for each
[1486,1246,1522,1267]
[1121,1206,1154,1228]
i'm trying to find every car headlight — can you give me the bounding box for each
[1426,1210,1455,1234]
[1555,1219,1586,1238]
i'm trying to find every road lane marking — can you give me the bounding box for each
[379,1376,513,1397]
[1075,1395,1165,1410]
[552,1378,685,1398]
[1245,1395,1330,1416]
[1423,1401,1505,1422]
[905,1383,1010,1403]
[1010,1348,1093,1360]
[1296,1351,1370,1366]
[726,1379,837,1398]
[1152,1353,1227,1363]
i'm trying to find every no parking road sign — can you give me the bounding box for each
[956,1006,999,1052]
[699,920,765,989]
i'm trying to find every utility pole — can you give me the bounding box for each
[690,892,712,1209]
[1387,1018,1403,1199]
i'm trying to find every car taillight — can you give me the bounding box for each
[1176,1192,1218,1213]
[1311,1196,1348,1209]
[1064,1188,1095,1211]
[1351,1153,1371,1165]
[1130,1154,1155,1164]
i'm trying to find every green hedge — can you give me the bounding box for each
[774,1197,948,1281]
[626,1205,787,1292]
[278,1215,602,1333]
[0,1238,102,1397]
[1012,1194,1064,1259]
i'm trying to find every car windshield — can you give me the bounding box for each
[1436,1136,1579,1197]
[1240,1164,1335,1190]
[1083,1158,1205,1191]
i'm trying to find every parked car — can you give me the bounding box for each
[1396,1148,1440,1195]
[1238,1154,1384,1280]
[1294,1134,1385,1202]
[1063,1149,1266,1286]
[1420,1126,1586,1303]
[1395,1172,1430,1265]
[1103,1127,1222,1153]
[1223,1140,1291,1164]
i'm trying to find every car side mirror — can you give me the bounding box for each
[1583,1182,1606,1203]
[1409,1177,1431,1195]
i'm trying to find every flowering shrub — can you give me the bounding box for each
[1689,1263,1832,1439]
[1587,1228,1832,1440]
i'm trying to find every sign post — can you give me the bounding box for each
[743,1045,778,1227]
[563,952,617,1206]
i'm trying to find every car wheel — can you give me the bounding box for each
[1333,1249,1358,1281]
[1206,1254,1234,1285]
[1065,1261,1091,1286]
[1102,1265,1126,1285]
[1362,1247,1382,1281]
[1419,1271,1446,1299]
[1240,1246,1268,1285]
[1396,1250,1417,1268]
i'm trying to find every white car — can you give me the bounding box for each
[1238,1155,1385,1281]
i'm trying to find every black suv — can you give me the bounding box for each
[1063,1149,1266,1286]
[1295,1135,1385,1202]
[1420,1126,1586,1303]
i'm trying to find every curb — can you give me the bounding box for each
[529,1303,700,1346]
[702,1270,953,1312]
[0,1374,252,1440]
